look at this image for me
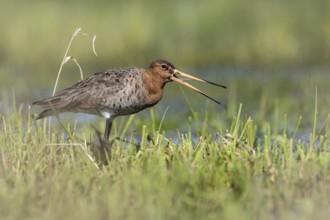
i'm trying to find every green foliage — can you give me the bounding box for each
[1,1,330,219]
[0,93,329,219]
[1,0,330,94]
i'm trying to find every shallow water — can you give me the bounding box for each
[2,65,329,146]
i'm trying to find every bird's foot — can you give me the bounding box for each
[92,138,111,166]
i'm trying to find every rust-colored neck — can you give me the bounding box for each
[142,69,167,106]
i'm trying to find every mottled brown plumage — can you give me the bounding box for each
[32,59,226,141]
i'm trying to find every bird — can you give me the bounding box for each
[32,59,226,142]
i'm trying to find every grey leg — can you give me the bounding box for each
[104,118,113,141]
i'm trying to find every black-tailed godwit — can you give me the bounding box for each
[32,59,226,141]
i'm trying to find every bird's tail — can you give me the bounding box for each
[33,109,54,120]
[32,97,62,120]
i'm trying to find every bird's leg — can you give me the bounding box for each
[104,118,113,142]
[90,121,112,166]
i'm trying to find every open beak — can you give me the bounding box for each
[170,69,226,105]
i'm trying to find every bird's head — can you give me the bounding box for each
[148,59,226,104]
[148,59,176,83]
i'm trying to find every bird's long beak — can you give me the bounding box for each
[170,69,226,105]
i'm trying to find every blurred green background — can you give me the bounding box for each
[1,0,329,124]
[1,2,330,219]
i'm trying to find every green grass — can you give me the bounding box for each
[1,33,330,220]
[0,92,329,219]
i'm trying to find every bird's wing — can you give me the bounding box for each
[32,68,139,112]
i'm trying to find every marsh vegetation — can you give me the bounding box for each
[1,1,330,219]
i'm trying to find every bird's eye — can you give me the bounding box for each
[161,64,168,70]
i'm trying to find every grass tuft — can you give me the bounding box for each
[1,97,329,219]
